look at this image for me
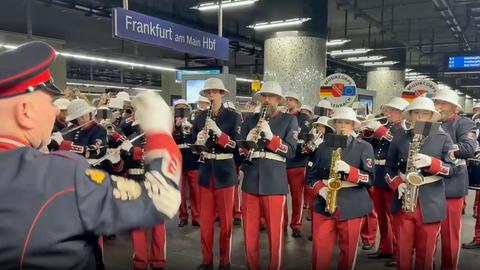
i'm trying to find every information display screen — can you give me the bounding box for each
[446,54,480,71]
[185,79,206,103]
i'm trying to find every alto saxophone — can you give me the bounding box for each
[401,133,424,212]
[325,147,343,214]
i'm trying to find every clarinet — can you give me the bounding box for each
[246,104,270,162]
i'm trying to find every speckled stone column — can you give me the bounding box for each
[264,31,326,107]
[465,96,473,113]
[366,68,405,113]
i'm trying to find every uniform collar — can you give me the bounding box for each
[0,135,31,151]
[212,105,224,117]
[444,114,458,122]
[81,121,97,131]
[270,109,282,118]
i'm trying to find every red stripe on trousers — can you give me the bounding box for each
[131,223,166,269]
[312,212,363,270]
[179,170,200,222]
[393,207,441,270]
[371,187,396,255]
[361,188,378,245]
[440,197,464,270]
[284,167,305,230]
[199,178,235,266]
[242,192,286,270]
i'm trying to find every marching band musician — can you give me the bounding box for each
[432,89,477,270]
[313,99,333,119]
[284,91,311,238]
[239,81,298,270]
[300,104,314,119]
[361,97,409,266]
[463,102,480,249]
[302,116,334,240]
[49,99,110,167]
[192,78,241,270]
[173,99,201,228]
[307,107,375,270]
[0,41,181,269]
[52,97,70,132]
[385,97,455,270]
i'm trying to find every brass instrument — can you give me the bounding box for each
[100,119,117,135]
[246,104,270,162]
[302,127,323,153]
[325,147,343,214]
[401,133,424,212]
[181,118,192,135]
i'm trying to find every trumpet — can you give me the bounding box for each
[99,119,117,135]
[91,133,145,166]
[302,128,323,153]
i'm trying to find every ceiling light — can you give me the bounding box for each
[360,61,398,67]
[405,68,413,72]
[67,82,163,92]
[191,0,259,11]
[326,39,351,47]
[344,55,386,62]
[0,44,18,49]
[329,48,372,56]
[247,18,311,30]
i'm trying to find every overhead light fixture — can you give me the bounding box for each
[190,0,259,11]
[360,61,398,67]
[247,18,311,30]
[67,82,163,92]
[326,39,351,47]
[405,68,413,72]
[329,48,372,56]
[0,44,18,49]
[344,55,386,62]
[460,85,480,88]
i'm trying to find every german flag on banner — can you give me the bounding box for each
[320,83,356,97]
[401,91,416,102]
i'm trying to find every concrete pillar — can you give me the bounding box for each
[366,68,405,113]
[458,94,466,111]
[465,96,473,113]
[263,31,326,107]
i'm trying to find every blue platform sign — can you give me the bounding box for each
[112,8,229,61]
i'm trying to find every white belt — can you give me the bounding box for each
[455,159,467,166]
[178,143,190,149]
[375,159,386,166]
[202,153,233,160]
[322,179,359,188]
[250,151,286,162]
[297,139,305,144]
[399,173,442,185]
[128,168,145,175]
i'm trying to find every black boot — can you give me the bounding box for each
[462,240,480,249]
[196,263,214,270]
[217,264,231,270]
[291,229,302,238]
[178,220,188,227]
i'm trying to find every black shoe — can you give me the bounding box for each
[292,229,302,238]
[259,224,266,231]
[178,220,188,227]
[308,235,313,241]
[385,258,397,267]
[196,264,214,270]
[362,243,375,250]
[217,264,231,270]
[305,215,312,221]
[462,240,480,249]
[152,268,164,270]
[462,208,465,215]
[192,220,200,227]
[233,218,242,226]
[367,252,393,259]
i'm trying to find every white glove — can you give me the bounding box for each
[196,130,208,145]
[144,170,181,218]
[333,160,350,174]
[107,148,121,164]
[112,176,142,201]
[397,183,407,199]
[313,136,324,147]
[318,187,328,200]
[120,140,133,151]
[366,120,382,131]
[259,121,273,140]
[412,153,432,169]
[51,132,64,145]
[133,92,173,134]
[206,118,222,137]
[246,129,257,141]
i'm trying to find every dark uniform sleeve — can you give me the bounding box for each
[266,115,299,159]
[86,127,108,159]
[385,136,403,191]
[423,133,456,178]
[306,146,325,186]
[344,141,375,188]
[453,118,477,159]
[75,134,181,236]
[214,112,241,151]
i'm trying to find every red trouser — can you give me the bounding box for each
[233,184,242,219]
[242,192,286,270]
[312,212,363,270]
[474,191,480,214]
[304,185,316,235]
[199,180,235,266]
[284,167,305,230]
[440,197,464,270]
[394,208,441,270]
[371,186,396,254]
[360,188,378,245]
[131,223,166,269]
[179,170,200,223]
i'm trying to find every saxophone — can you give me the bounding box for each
[401,133,424,212]
[325,147,343,214]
